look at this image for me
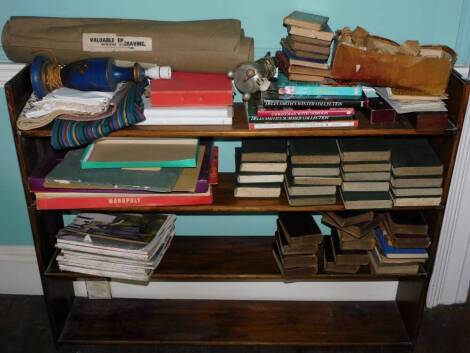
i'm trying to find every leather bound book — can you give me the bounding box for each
[330,230,369,265]
[288,34,332,47]
[272,244,319,278]
[323,235,361,273]
[273,240,317,269]
[275,226,319,255]
[386,212,428,235]
[338,229,375,251]
[240,139,287,162]
[383,218,431,249]
[286,36,331,55]
[325,211,375,227]
[278,213,323,245]
[337,138,391,162]
[281,38,329,61]
[288,138,340,164]
[388,138,443,176]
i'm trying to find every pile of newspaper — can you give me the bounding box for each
[55,213,176,282]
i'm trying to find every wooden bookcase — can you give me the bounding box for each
[5,66,470,353]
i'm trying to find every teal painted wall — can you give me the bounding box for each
[0,0,467,244]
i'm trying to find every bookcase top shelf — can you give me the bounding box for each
[20,103,456,138]
[34,172,444,213]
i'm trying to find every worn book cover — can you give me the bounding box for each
[283,11,329,31]
[325,211,375,227]
[288,138,340,164]
[240,139,287,162]
[386,212,428,235]
[323,235,361,273]
[278,213,323,245]
[281,38,329,61]
[388,139,443,176]
[340,190,393,209]
[337,138,391,162]
[286,36,330,55]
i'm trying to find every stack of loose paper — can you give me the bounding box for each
[375,87,447,114]
[56,213,176,282]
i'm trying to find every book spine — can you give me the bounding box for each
[249,115,354,122]
[257,108,355,117]
[209,146,219,185]
[262,99,365,108]
[150,91,233,107]
[248,120,358,130]
[278,86,362,96]
[36,194,213,210]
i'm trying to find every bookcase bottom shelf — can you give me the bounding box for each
[45,236,427,281]
[59,298,411,347]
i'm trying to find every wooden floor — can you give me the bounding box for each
[0,294,468,353]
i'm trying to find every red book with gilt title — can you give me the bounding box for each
[150,72,233,106]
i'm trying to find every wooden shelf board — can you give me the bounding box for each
[36,173,443,213]
[22,103,453,138]
[59,298,411,346]
[45,236,427,281]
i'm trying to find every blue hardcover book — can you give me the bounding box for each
[374,227,428,259]
[282,48,328,64]
[276,73,362,97]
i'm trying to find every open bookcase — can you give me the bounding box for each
[5,66,470,352]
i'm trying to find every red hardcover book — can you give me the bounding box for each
[35,187,213,210]
[209,146,219,185]
[150,72,233,107]
[257,108,355,117]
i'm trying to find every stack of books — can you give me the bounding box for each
[55,213,176,282]
[389,139,443,206]
[142,72,233,126]
[247,80,362,130]
[284,138,340,206]
[337,138,393,209]
[30,138,217,209]
[234,139,287,198]
[279,11,335,82]
[321,211,377,273]
[375,87,447,114]
[371,215,429,274]
[272,213,323,277]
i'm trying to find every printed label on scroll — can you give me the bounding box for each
[83,33,152,52]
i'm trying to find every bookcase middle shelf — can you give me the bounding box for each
[32,173,445,213]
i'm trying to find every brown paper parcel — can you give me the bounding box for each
[1,16,254,73]
[331,28,456,96]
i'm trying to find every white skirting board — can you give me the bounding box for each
[0,246,43,295]
[427,98,470,307]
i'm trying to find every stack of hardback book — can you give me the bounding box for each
[142,72,233,125]
[234,139,287,198]
[284,138,340,206]
[279,11,335,82]
[388,139,443,206]
[371,213,430,274]
[30,138,218,209]
[272,213,323,277]
[321,211,377,273]
[55,213,176,282]
[338,138,393,209]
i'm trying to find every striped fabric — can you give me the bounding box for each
[51,81,146,150]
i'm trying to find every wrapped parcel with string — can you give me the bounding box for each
[2,16,254,73]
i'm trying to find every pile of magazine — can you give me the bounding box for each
[56,213,176,282]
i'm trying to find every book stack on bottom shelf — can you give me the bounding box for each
[273,213,323,277]
[389,138,444,207]
[370,212,430,275]
[234,139,287,198]
[56,213,176,282]
[321,211,377,273]
[338,138,393,209]
[284,138,340,206]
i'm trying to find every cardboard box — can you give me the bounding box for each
[331,27,456,96]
